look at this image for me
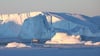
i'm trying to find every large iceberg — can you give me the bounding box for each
[0,12,100,42]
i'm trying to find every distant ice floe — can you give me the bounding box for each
[45,32,100,46]
[6,42,31,48]
[84,41,100,46]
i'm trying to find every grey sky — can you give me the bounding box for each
[0,0,100,16]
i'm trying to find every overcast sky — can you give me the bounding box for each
[0,0,100,16]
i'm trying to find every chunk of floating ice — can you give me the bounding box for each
[45,32,82,44]
[84,41,100,46]
[45,32,100,45]
[6,42,31,48]
[32,39,39,43]
[93,42,100,46]
[84,41,93,46]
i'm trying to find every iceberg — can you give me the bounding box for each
[19,14,55,39]
[6,42,31,48]
[0,12,100,42]
[45,32,82,44]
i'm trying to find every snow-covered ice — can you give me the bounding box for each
[6,42,31,48]
[45,32,100,46]
[45,32,82,44]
